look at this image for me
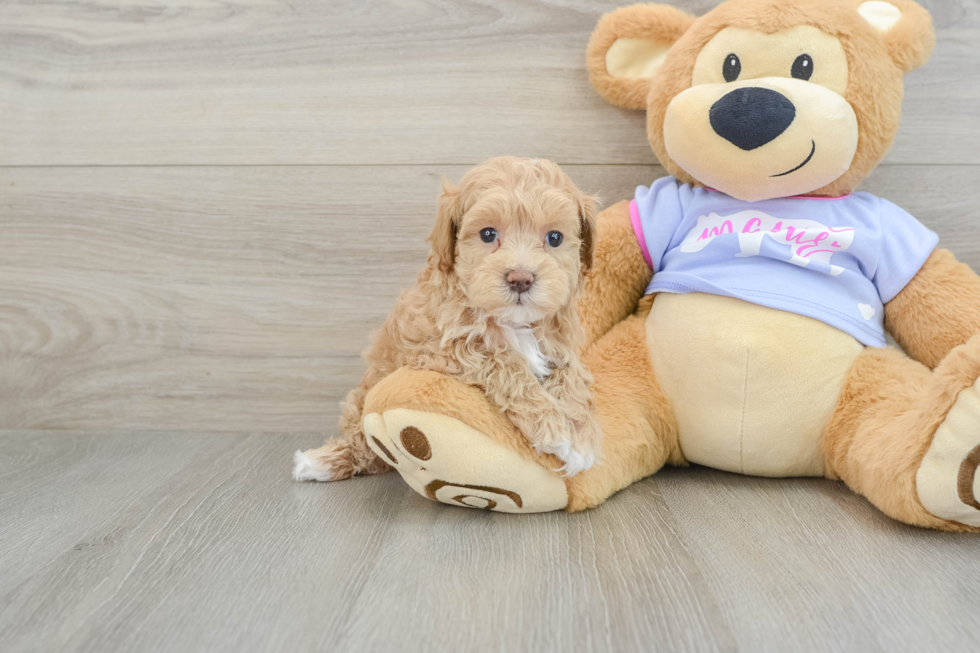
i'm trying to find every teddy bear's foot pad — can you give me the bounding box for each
[917,378,980,527]
[363,408,568,513]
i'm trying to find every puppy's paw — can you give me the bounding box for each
[557,413,603,476]
[537,438,601,477]
[291,439,354,482]
[560,441,603,477]
[557,447,599,477]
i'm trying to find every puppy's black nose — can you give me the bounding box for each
[709,87,796,151]
[506,270,534,294]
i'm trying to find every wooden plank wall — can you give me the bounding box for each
[2,0,978,433]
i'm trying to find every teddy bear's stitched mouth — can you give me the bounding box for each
[771,140,817,178]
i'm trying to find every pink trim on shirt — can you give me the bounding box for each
[704,187,852,201]
[630,199,654,269]
[788,193,853,201]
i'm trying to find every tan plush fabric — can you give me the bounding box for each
[663,74,860,201]
[918,379,980,527]
[363,407,568,513]
[885,248,980,370]
[822,336,980,532]
[605,38,672,81]
[588,0,935,199]
[587,4,696,110]
[576,201,653,350]
[565,315,685,511]
[363,368,547,467]
[338,1,980,532]
[361,358,681,514]
[647,293,862,476]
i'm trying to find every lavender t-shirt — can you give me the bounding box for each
[631,177,938,347]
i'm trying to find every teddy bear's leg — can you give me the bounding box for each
[359,368,571,513]
[823,335,980,531]
[360,314,683,512]
[564,314,684,510]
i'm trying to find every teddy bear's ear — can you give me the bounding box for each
[587,4,695,110]
[858,0,935,73]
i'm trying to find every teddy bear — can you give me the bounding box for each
[331,0,980,531]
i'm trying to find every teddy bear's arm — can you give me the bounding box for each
[576,200,653,349]
[885,248,980,369]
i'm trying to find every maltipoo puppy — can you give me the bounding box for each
[294,156,602,481]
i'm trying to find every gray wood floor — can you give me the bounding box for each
[3,0,980,651]
[2,430,979,653]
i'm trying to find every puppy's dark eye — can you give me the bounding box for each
[479,227,497,243]
[546,231,563,247]
[792,54,813,81]
[723,53,741,82]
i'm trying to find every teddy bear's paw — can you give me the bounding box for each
[362,408,568,513]
[917,377,980,527]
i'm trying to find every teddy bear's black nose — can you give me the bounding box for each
[709,87,796,151]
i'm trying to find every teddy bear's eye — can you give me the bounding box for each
[792,54,814,81]
[723,53,741,82]
[480,227,497,243]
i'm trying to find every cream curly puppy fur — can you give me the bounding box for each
[294,156,603,481]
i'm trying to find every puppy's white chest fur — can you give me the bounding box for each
[501,324,551,380]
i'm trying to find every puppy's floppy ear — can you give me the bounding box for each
[576,192,599,274]
[587,4,695,110]
[428,177,463,273]
[858,0,935,73]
